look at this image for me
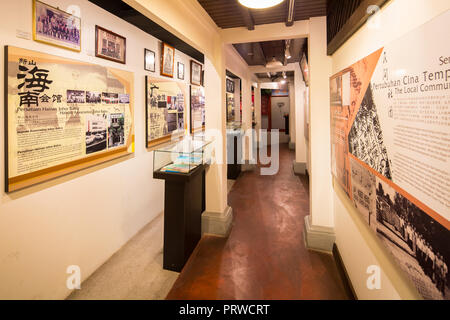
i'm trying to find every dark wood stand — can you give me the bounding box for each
[227,132,241,180]
[153,164,207,272]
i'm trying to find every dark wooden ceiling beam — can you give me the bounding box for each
[327,0,388,55]
[234,0,255,30]
[285,0,295,27]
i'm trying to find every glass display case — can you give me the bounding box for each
[226,121,243,134]
[153,137,213,174]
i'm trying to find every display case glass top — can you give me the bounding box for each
[153,137,213,174]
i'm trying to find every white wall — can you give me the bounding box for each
[331,0,450,299]
[0,0,203,299]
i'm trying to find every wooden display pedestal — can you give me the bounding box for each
[227,133,242,180]
[153,164,207,272]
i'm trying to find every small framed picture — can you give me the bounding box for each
[191,60,202,86]
[95,25,126,64]
[33,0,81,52]
[226,79,235,93]
[161,42,175,78]
[144,49,155,72]
[177,62,185,80]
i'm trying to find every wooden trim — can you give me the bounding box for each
[145,75,149,148]
[332,243,357,300]
[234,0,255,30]
[327,0,388,56]
[4,46,9,192]
[160,42,175,78]
[95,25,126,64]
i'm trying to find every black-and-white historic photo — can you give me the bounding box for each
[67,89,85,103]
[348,85,392,179]
[375,178,449,300]
[86,91,101,104]
[350,157,377,232]
[108,113,125,148]
[85,114,107,154]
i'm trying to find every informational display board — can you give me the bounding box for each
[330,12,449,300]
[190,85,205,133]
[5,46,134,192]
[145,76,186,148]
[226,92,234,123]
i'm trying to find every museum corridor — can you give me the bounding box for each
[166,144,351,300]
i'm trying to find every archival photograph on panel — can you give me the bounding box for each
[348,85,392,180]
[350,156,376,232]
[86,91,101,104]
[119,93,129,104]
[108,113,125,148]
[177,112,184,130]
[102,92,119,104]
[67,89,85,103]
[330,75,342,106]
[375,177,449,300]
[85,114,107,154]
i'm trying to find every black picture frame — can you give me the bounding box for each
[144,49,155,72]
[190,60,202,86]
[226,78,235,93]
[177,62,184,80]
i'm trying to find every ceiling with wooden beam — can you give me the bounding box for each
[197,0,327,30]
[233,38,306,66]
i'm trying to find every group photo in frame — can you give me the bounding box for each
[144,48,155,72]
[190,60,202,86]
[161,42,175,78]
[95,25,126,64]
[177,62,185,80]
[33,0,81,52]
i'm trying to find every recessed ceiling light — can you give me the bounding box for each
[238,0,285,9]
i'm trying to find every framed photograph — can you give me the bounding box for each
[33,0,81,52]
[177,62,185,80]
[226,78,235,93]
[190,60,202,86]
[95,25,126,64]
[161,42,175,78]
[190,85,205,133]
[144,49,155,72]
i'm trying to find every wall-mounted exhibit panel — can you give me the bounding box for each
[330,11,449,300]
[226,92,235,123]
[145,76,186,148]
[4,46,134,192]
[190,85,205,134]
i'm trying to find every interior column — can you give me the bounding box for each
[304,16,335,251]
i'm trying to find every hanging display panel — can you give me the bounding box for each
[145,76,186,148]
[330,11,449,300]
[226,92,234,123]
[190,85,205,133]
[4,46,134,192]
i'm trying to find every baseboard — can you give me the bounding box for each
[293,161,306,175]
[202,206,233,237]
[303,215,335,252]
[332,243,357,300]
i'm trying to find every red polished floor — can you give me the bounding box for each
[166,143,351,300]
